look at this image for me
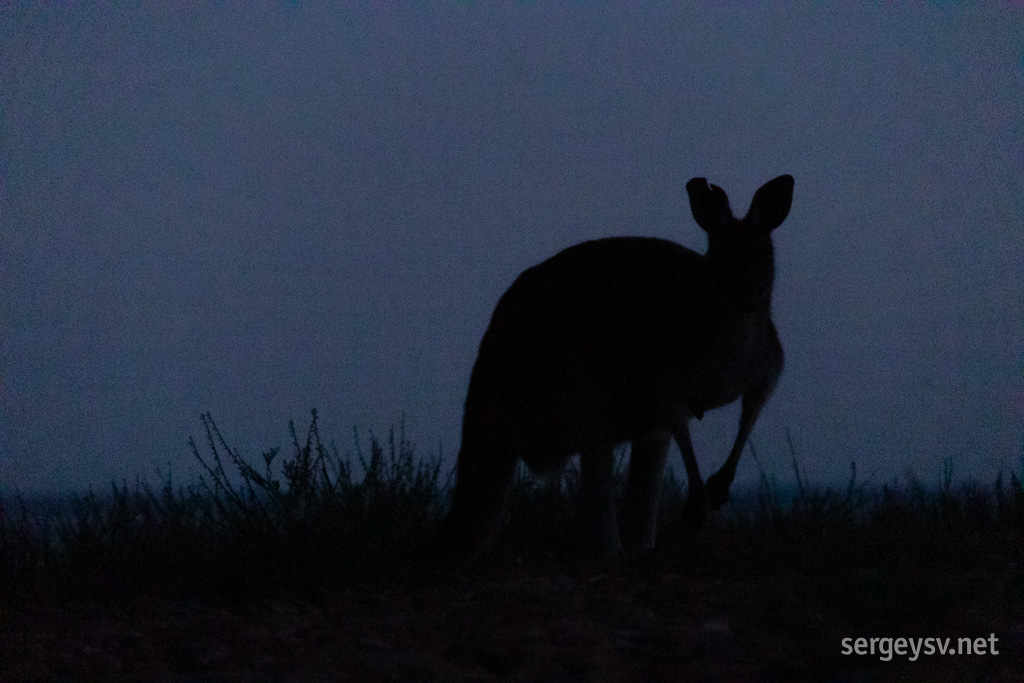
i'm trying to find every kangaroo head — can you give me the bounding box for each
[685,174,794,310]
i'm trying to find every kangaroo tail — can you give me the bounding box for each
[433,440,518,559]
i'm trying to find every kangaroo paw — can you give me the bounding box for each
[705,472,732,511]
[683,485,709,528]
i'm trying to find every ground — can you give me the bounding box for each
[4,568,1021,681]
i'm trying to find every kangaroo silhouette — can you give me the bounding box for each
[437,175,794,558]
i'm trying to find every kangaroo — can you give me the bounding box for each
[436,175,794,558]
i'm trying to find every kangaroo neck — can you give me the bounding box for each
[704,246,776,314]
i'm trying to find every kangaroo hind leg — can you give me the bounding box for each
[621,432,670,552]
[581,444,623,559]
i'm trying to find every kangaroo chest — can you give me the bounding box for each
[687,315,781,418]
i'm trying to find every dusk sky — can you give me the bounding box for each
[0,5,1021,495]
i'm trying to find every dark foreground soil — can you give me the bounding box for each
[3,568,1022,682]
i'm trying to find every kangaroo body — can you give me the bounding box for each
[439,175,794,557]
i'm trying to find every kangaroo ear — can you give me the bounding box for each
[747,174,794,232]
[686,178,733,233]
